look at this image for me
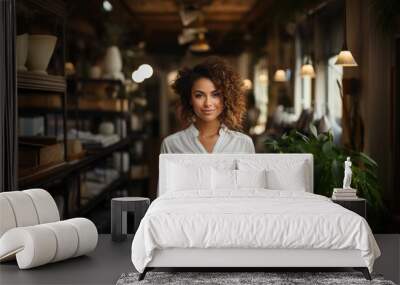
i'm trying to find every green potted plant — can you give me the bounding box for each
[265,124,387,232]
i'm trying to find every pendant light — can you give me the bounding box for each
[300,55,316,78]
[189,32,210,52]
[274,33,287,82]
[335,0,357,67]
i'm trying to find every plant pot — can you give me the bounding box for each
[16,34,28,71]
[27,34,57,74]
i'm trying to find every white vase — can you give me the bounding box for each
[27,35,57,74]
[16,34,28,71]
[103,46,122,78]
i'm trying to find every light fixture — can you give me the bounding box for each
[189,33,210,52]
[335,0,357,67]
[102,0,113,12]
[243,79,252,90]
[273,69,287,82]
[138,64,153,79]
[132,70,144,83]
[300,56,316,78]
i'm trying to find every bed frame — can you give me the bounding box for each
[139,248,371,280]
[138,154,372,281]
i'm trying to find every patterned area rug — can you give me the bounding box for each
[116,271,396,285]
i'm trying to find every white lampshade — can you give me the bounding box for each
[300,64,316,78]
[273,69,287,82]
[334,50,358,67]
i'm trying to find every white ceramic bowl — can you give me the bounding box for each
[16,34,28,71]
[27,35,57,74]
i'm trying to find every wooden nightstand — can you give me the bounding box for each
[331,198,367,219]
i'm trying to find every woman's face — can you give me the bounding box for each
[190,77,223,123]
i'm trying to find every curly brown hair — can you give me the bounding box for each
[171,56,246,130]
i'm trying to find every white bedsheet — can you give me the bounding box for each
[131,190,380,273]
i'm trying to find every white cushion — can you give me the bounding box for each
[237,169,267,189]
[166,161,212,191]
[0,218,97,269]
[0,191,39,227]
[266,163,307,191]
[23,189,60,224]
[237,159,309,192]
[212,168,237,190]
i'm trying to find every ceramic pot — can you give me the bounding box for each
[16,34,28,71]
[27,35,57,74]
[98,121,115,136]
[103,46,122,77]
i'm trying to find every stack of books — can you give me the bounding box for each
[332,188,358,200]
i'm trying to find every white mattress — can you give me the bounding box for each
[131,190,380,273]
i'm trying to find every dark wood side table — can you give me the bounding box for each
[111,197,150,242]
[331,197,366,219]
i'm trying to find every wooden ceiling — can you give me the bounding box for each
[67,0,275,55]
[119,0,261,54]
[68,0,328,55]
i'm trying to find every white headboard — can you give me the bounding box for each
[158,154,313,196]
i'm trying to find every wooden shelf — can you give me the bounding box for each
[18,71,66,93]
[78,174,129,216]
[19,107,131,118]
[18,135,139,189]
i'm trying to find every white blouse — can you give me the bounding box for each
[160,124,255,154]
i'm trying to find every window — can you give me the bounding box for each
[327,56,343,121]
[253,58,268,134]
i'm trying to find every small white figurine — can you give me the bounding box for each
[343,157,352,189]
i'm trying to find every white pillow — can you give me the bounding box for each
[212,168,237,190]
[266,164,307,191]
[166,161,212,191]
[237,169,267,189]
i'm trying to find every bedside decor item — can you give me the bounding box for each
[111,197,150,242]
[0,189,98,269]
[343,157,353,189]
[332,188,358,200]
[26,34,57,74]
[16,34,28,71]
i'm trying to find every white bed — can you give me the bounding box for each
[131,154,380,280]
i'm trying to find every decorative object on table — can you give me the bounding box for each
[16,33,28,71]
[26,34,57,74]
[331,157,358,200]
[332,198,367,219]
[0,189,98,269]
[98,121,115,136]
[103,46,124,81]
[265,126,386,232]
[343,157,353,189]
[111,197,150,242]
[332,188,358,200]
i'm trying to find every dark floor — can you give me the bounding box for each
[0,234,399,285]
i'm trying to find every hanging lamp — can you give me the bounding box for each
[335,0,357,66]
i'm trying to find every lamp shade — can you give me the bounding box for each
[300,64,316,78]
[273,69,287,82]
[189,33,210,52]
[334,50,358,67]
